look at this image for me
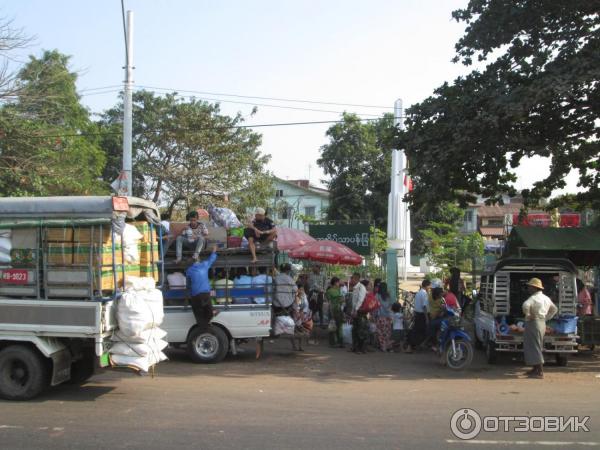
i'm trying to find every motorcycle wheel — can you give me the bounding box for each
[444,338,473,370]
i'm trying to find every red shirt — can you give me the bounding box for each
[443,292,460,310]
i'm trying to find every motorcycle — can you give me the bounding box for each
[438,307,473,370]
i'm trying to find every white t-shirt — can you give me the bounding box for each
[392,311,404,330]
[414,288,429,313]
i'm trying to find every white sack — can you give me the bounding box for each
[121,223,143,263]
[110,350,168,372]
[342,323,353,346]
[0,236,12,263]
[113,327,168,344]
[274,315,295,336]
[117,289,164,336]
[110,338,168,357]
[167,272,186,290]
[124,275,157,291]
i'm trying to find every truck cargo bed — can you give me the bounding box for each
[0,298,115,337]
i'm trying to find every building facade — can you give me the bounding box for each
[269,178,329,230]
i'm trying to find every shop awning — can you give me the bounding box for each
[505,226,600,266]
[480,226,505,237]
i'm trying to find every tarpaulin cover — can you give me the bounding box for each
[505,227,600,266]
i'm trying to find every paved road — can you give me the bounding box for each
[1,338,599,450]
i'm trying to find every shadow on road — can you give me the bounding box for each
[158,331,600,383]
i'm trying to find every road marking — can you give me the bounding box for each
[0,425,24,429]
[447,439,600,446]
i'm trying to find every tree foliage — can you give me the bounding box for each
[420,202,483,275]
[318,113,395,228]
[99,90,273,216]
[0,50,106,196]
[402,0,600,209]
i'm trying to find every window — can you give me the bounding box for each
[275,189,284,198]
[464,211,474,223]
[304,206,316,218]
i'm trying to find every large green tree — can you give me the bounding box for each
[99,90,273,216]
[402,0,599,209]
[0,50,106,196]
[318,113,395,228]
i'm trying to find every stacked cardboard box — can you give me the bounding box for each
[44,223,160,294]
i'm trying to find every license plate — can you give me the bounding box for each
[0,269,29,284]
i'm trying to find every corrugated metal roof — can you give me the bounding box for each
[480,226,505,236]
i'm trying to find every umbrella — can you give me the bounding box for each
[276,227,317,251]
[288,240,363,266]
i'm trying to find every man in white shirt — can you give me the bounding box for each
[349,273,368,353]
[522,277,558,379]
[407,279,431,352]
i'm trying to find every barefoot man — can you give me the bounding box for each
[244,207,277,263]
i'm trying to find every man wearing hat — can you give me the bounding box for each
[244,207,277,263]
[522,277,558,379]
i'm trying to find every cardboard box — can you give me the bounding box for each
[46,228,73,242]
[73,226,112,244]
[95,265,140,291]
[139,264,159,284]
[205,226,227,249]
[72,243,123,266]
[132,221,155,244]
[139,242,160,266]
[46,243,73,265]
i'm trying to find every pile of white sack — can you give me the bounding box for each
[273,315,295,336]
[110,276,168,372]
[0,229,11,264]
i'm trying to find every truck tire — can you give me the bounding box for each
[0,345,50,401]
[187,325,229,364]
[555,354,569,367]
[67,351,95,385]
[485,339,497,364]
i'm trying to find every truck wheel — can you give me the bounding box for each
[485,340,497,364]
[0,345,50,400]
[555,354,569,367]
[67,351,95,385]
[187,325,229,364]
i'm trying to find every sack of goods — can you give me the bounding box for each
[342,323,353,346]
[0,230,12,264]
[207,205,242,229]
[274,315,295,336]
[110,276,168,372]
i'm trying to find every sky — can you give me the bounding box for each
[1,0,580,195]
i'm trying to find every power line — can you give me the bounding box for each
[0,117,401,141]
[136,84,393,110]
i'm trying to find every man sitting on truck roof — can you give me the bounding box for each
[176,210,209,264]
[244,207,277,263]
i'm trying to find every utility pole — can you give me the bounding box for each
[122,9,134,196]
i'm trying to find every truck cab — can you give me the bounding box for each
[474,258,578,366]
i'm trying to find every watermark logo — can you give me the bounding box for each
[450,408,590,440]
[450,409,482,440]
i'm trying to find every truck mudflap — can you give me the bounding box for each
[0,336,72,385]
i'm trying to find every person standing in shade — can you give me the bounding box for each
[273,264,297,314]
[244,207,277,263]
[325,277,345,348]
[522,278,558,379]
[308,264,327,326]
[350,273,368,354]
[186,245,218,331]
[407,279,431,352]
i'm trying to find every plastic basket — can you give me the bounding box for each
[553,315,578,334]
[227,236,243,248]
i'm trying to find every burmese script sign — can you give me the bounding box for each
[308,224,371,256]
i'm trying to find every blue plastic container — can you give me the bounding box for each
[552,315,578,334]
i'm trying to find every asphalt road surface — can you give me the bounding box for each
[1,336,600,450]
